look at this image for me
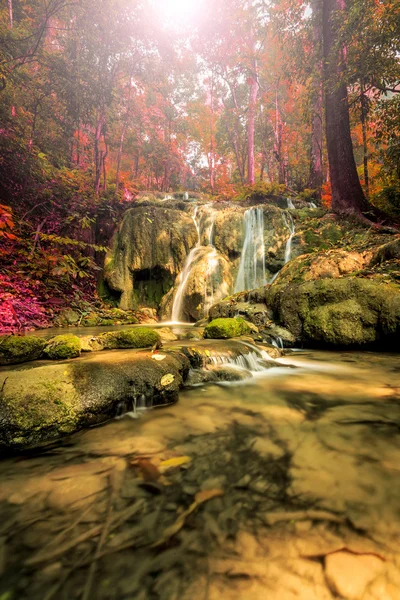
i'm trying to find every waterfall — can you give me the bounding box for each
[171,207,201,322]
[234,207,266,293]
[282,212,295,264]
[184,191,189,200]
[287,198,295,209]
[308,201,317,209]
[171,205,218,322]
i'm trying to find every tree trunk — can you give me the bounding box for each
[94,111,105,195]
[360,79,369,199]
[247,74,258,185]
[8,0,13,28]
[209,74,215,194]
[247,32,258,185]
[308,0,323,198]
[323,0,369,214]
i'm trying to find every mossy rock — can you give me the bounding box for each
[98,328,161,350]
[83,313,100,327]
[204,317,252,339]
[44,335,82,360]
[0,335,46,365]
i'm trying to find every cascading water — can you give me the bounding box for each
[171,205,220,322]
[282,212,295,264]
[171,206,202,322]
[234,207,266,293]
[287,198,295,209]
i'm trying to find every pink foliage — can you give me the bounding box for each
[0,274,52,334]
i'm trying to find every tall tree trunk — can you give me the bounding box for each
[209,74,215,194]
[94,110,105,195]
[323,0,369,214]
[360,79,369,199]
[247,74,258,185]
[274,88,285,184]
[247,32,258,185]
[308,0,323,198]
[8,0,13,28]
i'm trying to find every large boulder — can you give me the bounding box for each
[266,247,400,348]
[0,350,190,450]
[103,205,198,310]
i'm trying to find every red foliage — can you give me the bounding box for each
[0,274,52,334]
[322,182,332,208]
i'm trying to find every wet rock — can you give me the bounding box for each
[204,317,252,339]
[159,246,233,322]
[186,369,219,386]
[267,275,400,348]
[0,350,189,450]
[103,204,198,310]
[325,551,385,600]
[0,335,46,365]
[207,365,252,382]
[157,327,178,342]
[97,327,161,350]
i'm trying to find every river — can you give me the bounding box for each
[1,346,399,599]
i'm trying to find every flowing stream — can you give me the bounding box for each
[1,341,399,599]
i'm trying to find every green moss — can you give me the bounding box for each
[303,298,377,346]
[0,335,46,365]
[99,319,115,326]
[204,317,251,339]
[98,327,161,349]
[83,313,100,327]
[44,334,81,360]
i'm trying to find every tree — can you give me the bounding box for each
[322,0,369,214]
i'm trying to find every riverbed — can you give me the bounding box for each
[1,349,399,599]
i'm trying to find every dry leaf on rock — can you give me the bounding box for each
[160,374,175,386]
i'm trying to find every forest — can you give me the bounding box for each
[0,0,399,330]
[0,1,400,599]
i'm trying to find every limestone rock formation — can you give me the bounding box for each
[103,204,198,310]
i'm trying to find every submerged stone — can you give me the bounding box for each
[0,335,46,365]
[44,334,82,360]
[204,317,252,339]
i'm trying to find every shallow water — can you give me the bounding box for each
[1,349,400,599]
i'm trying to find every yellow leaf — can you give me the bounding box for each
[160,373,174,387]
[160,456,191,470]
[152,354,166,361]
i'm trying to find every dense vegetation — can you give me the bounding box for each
[0,0,399,330]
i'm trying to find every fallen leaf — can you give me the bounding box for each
[195,489,224,504]
[159,456,191,471]
[152,354,166,361]
[160,373,175,386]
[152,488,225,548]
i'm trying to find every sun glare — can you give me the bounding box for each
[155,0,203,24]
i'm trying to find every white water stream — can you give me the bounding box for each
[234,207,266,293]
[171,205,217,322]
